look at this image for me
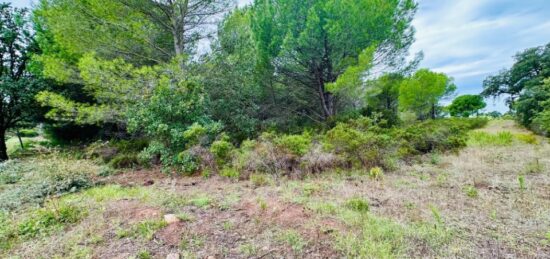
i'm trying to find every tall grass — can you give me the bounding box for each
[468,131,514,146]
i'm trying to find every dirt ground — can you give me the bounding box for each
[6,120,550,258]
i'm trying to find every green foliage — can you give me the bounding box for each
[368,167,384,181]
[515,133,539,145]
[324,119,392,168]
[190,196,211,208]
[108,154,140,169]
[518,175,526,191]
[482,43,550,133]
[345,198,370,213]
[17,204,85,238]
[250,174,270,187]
[335,212,452,258]
[278,230,306,253]
[133,220,167,240]
[251,0,417,120]
[220,167,240,179]
[209,134,234,166]
[0,156,98,211]
[468,131,514,146]
[398,118,487,154]
[274,133,312,156]
[448,95,487,117]
[0,4,48,161]
[137,250,152,259]
[17,129,39,138]
[399,69,457,120]
[463,185,479,198]
[364,73,404,127]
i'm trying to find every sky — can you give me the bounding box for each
[8,0,550,112]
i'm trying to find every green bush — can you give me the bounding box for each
[210,134,234,166]
[324,123,392,168]
[345,198,370,213]
[274,132,312,156]
[175,150,200,175]
[108,154,140,169]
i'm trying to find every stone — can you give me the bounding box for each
[164,214,180,224]
[166,253,180,259]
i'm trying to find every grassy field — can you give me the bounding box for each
[1,120,549,258]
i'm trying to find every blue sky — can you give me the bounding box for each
[9,0,550,112]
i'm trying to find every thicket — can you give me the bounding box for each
[137,117,488,178]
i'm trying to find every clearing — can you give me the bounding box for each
[1,120,549,258]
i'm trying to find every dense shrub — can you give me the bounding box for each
[108,154,140,169]
[274,132,312,156]
[397,118,487,155]
[222,117,487,178]
[325,123,393,168]
[210,134,234,166]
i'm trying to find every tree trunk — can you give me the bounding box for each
[0,128,8,162]
[16,129,24,150]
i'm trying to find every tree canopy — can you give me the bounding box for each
[250,0,418,120]
[399,69,456,120]
[448,94,486,118]
[0,4,46,160]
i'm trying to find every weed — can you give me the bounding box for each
[489,210,497,220]
[302,183,320,197]
[177,212,194,222]
[429,205,444,227]
[463,185,479,198]
[220,167,240,179]
[468,131,514,146]
[136,249,152,259]
[257,198,268,212]
[435,172,449,187]
[430,153,441,165]
[190,195,211,208]
[524,159,544,174]
[201,168,211,179]
[308,201,338,215]
[279,230,306,253]
[518,175,526,191]
[250,174,270,187]
[345,198,370,213]
[239,243,258,257]
[404,201,416,210]
[17,204,85,238]
[180,233,205,250]
[368,167,384,180]
[133,220,167,240]
[515,133,539,144]
[222,221,233,231]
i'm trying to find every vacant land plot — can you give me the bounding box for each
[1,120,549,258]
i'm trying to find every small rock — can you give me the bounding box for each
[166,253,180,259]
[164,214,180,224]
[207,256,215,259]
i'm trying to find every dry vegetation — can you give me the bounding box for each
[1,120,549,258]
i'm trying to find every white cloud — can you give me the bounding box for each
[411,0,550,111]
